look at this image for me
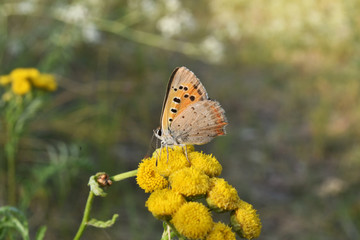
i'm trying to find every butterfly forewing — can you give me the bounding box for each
[161,67,208,132]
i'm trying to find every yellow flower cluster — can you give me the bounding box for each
[136,146,262,240]
[0,68,57,95]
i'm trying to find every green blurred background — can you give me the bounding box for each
[1,0,360,239]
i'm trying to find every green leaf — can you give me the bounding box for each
[88,173,107,197]
[35,226,47,240]
[0,206,30,240]
[87,214,119,228]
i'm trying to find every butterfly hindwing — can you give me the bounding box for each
[161,67,208,132]
[170,100,227,145]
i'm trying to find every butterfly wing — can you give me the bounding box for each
[170,100,228,145]
[160,67,208,133]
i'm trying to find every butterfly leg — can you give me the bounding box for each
[182,145,191,164]
[166,145,169,163]
[156,143,164,166]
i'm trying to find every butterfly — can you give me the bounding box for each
[154,67,227,156]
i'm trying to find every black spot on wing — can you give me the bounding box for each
[173,97,181,103]
[190,96,195,101]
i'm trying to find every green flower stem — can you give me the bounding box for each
[111,169,138,182]
[5,116,18,205]
[74,170,138,239]
[164,221,186,240]
[73,190,94,240]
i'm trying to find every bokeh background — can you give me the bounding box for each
[1,0,360,239]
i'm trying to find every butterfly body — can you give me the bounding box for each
[155,67,227,148]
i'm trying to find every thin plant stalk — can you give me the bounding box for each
[73,190,94,240]
[73,169,138,240]
[5,117,18,205]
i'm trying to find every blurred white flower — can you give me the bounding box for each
[157,15,181,37]
[17,1,36,14]
[54,3,88,23]
[82,23,101,43]
[201,36,224,63]
[157,10,195,38]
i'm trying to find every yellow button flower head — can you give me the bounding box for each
[0,75,12,86]
[145,188,185,220]
[169,167,210,197]
[32,74,57,91]
[10,68,40,80]
[12,77,31,95]
[136,157,169,193]
[206,178,240,212]
[153,146,192,177]
[230,200,262,239]
[10,68,40,95]
[205,222,236,240]
[171,202,213,240]
[188,151,222,177]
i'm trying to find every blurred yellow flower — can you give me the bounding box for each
[12,77,31,95]
[10,68,40,80]
[205,222,236,240]
[169,167,210,197]
[136,157,169,193]
[31,74,57,91]
[145,188,185,220]
[188,151,222,177]
[4,68,57,94]
[153,146,191,177]
[0,75,12,86]
[171,202,213,240]
[206,178,240,212]
[230,200,262,240]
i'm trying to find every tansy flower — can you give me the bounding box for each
[171,202,213,240]
[10,68,40,81]
[145,188,185,220]
[188,151,222,177]
[12,77,31,95]
[31,74,57,91]
[169,167,210,197]
[136,157,168,193]
[206,178,240,212]
[153,146,192,177]
[230,200,262,239]
[205,222,236,240]
[0,75,12,86]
